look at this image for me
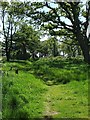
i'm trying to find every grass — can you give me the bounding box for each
[32,57,88,85]
[2,62,47,119]
[43,80,88,118]
[2,57,89,119]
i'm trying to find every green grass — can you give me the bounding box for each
[2,62,47,119]
[2,58,89,119]
[32,57,88,85]
[43,80,88,118]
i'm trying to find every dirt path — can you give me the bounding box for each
[43,86,59,117]
[43,81,88,119]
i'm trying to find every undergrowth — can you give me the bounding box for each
[2,63,47,119]
[32,57,88,85]
[2,57,89,119]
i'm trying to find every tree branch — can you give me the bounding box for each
[45,2,73,32]
[57,2,74,24]
[59,40,78,46]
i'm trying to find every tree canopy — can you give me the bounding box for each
[0,1,90,63]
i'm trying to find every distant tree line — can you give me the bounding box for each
[0,1,90,63]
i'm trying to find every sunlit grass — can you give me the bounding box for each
[2,63,47,119]
[2,58,89,119]
[43,80,88,118]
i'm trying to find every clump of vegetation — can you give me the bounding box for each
[32,57,88,85]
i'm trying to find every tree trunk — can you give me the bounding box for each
[73,8,90,64]
[32,52,35,60]
[6,51,10,62]
[76,33,90,63]
[53,39,56,57]
[22,43,27,60]
[5,37,10,61]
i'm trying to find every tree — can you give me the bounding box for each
[59,38,82,58]
[0,1,12,61]
[26,1,90,63]
[38,37,59,57]
[0,1,28,61]
[13,23,40,60]
[47,37,59,57]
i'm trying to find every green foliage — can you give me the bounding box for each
[32,57,87,85]
[38,37,59,57]
[2,60,88,118]
[2,62,47,119]
[12,24,40,60]
[28,1,90,64]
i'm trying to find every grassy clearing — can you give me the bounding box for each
[2,58,89,119]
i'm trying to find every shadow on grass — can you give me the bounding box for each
[6,60,33,71]
[2,118,89,120]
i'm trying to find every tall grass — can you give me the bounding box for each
[2,62,47,119]
[2,58,89,119]
[32,57,88,85]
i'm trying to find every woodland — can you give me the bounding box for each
[0,1,90,119]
